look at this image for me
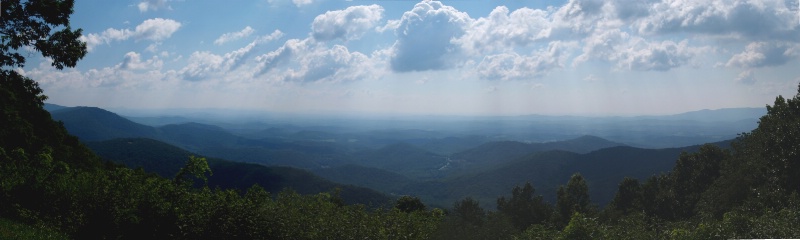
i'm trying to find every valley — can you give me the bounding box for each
[47,104,758,209]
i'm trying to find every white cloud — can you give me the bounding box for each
[311,5,384,41]
[116,52,163,70]
[214,26,256,45]
[179,51,225,81]
[23,52,177,91]
[80,18,182,51]
[292,0,312,7]
[735,70,757,85]
[138,0,171,12]
[456,6,551,55]
[255,38,376,83]
[133,18,182,42]
[573,28,629,66]
[613,39,702,71]
[634,0,800,40]
[255,38,307,77]
[475,41,574,80]
[224,30,285,70]
[388,1,472,72]
[726,41,800,68]
[608,0,657,20]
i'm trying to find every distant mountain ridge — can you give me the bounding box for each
[446,135,627,172]
[405,142,724,209]
[653,107,766,122]
[47,104,741,211]
[87,138,392,206]
[49,107,159,141]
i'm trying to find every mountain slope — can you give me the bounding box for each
[50,107,159,141]
[312,164,416,193]
[447,135,627,172]
[352,142,447,180]
[86,137,392,206]
[406,143,715,209]
[48,106,357,170]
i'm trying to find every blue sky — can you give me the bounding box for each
[19,0,800,116]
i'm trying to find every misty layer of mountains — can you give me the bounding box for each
[45,103,760,208]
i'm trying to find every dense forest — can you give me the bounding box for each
[3,0,800,239]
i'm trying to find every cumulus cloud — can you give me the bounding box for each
[224,30,284,70]
[287,45,372,82]
[476,41,574,80]
[312,5,384,41]
[138,0,171,12]
[179,51,225,81]
[735,70,757,85]
[116,52,163,70]
[134,18,182,41]
[634,0,800,40]
[726,41,800,68]
[613,39,701,71]
[255,38,374,83]
[573,28,629,65]
[214,26,255,45]
[456,6,551,55]
[388,1,471,72]
[456,0,614,57]
[608,0,657,20]
[176,30,285,81]
[255,38,307,76]
[80,18,182,51]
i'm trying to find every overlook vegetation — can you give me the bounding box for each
[3,0,800,239]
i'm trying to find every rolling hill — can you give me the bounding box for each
[404,143,721,209]
[352,142,447,180]
[312,164,416,194]
[49,106,341,169]
[86,138,392,206]
[50,107,159,141]
[445,135,627,173]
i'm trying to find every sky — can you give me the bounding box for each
[17,0,800,116]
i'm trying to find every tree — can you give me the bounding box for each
[668,144,727,219]
[497,182,552,231]
[559,212,606,240]
[452,197,485,227]
[1,0,87,70]
[608,177,642,215]
[557,173,593,222]
[0,0,94,169]
[174,156,213,187]
[699,84,800,216]
[395,195,427,213]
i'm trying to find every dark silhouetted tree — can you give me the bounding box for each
[557,173,594,222]
[497,182,552,231]
[608,177,642,215]
[1,0,87,70]
[395,195,427,213]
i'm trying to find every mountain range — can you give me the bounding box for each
[47,103,747,209]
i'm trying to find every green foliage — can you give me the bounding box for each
[556,173,594,223]
[0,0,87,69]
[515,224,559,240]
[0,217,68,240]
[497,182,553,231]
[174,156,212,187]
[559,212,605,240]
[396,195,427,213]
[607,177,641,215]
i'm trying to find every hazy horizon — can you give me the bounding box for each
[21,0,800,116]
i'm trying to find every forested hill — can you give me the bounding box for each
[50,106,159,141]
[86,138,392,206]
